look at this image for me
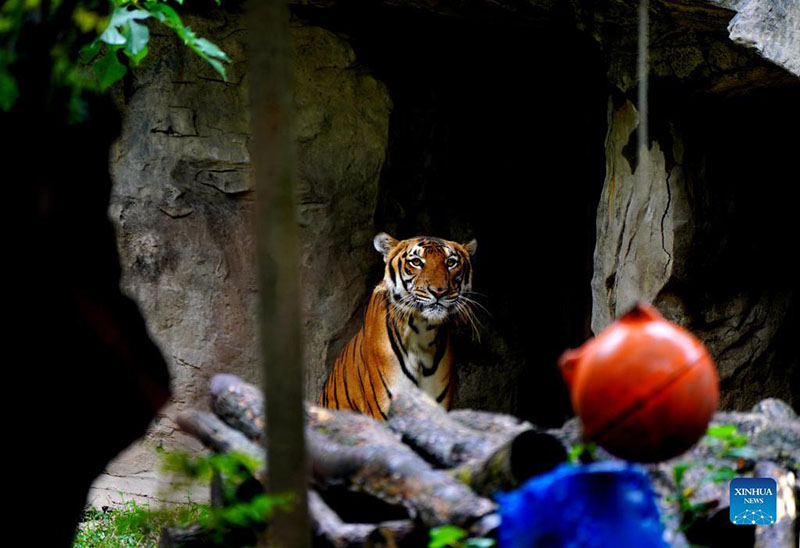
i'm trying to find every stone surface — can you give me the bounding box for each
[727,0,800,77]
[292,25,393,400]
[591,85,799,411]
[569,0,800,93]
[95,13,391,505]
[591,98,693,331]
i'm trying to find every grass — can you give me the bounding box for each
[73,499,209,548]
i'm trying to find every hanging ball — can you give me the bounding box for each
[559,303,719,462]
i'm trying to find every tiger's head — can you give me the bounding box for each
[374,233,478,326]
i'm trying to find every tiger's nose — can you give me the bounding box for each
[429,287,447,299]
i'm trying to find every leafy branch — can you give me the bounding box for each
[81,0,230,91]
[0,0,231,113]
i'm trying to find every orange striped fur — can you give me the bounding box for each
[318,233,478,420]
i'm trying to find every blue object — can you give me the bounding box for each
[497,461,668,548]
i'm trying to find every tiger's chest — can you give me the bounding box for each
[390,317,451,401]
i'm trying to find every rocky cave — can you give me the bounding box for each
[91,0,799,508]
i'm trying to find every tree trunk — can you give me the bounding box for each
[248,0,309,545]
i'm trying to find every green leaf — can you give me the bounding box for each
[673,463,690,486]
[710,467,736,483]
[73,6,103,33]
[93,49,127,90]
[567,442,597,463]
[707,425,737,440]
[145,3,181,28]
[193,37,230,61]
[99,24,126,45]
[205,57,227,81]
[79,41,101,64]
[125,45,148,67]
[429,525,468,548]
[0,68,19,111]
[727,434,748,447]
[123,19,149,56]
[99,5,150,46]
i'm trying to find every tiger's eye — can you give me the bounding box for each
[446,257,458,268]
[409,257,423,268]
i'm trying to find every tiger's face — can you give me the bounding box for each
[374,233,478,325]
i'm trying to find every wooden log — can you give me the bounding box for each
[306,429,496,528]
[210,374,264,442]
[176,409,267,479]
[178,406,493,529]
[450,430,566,496]
[309,490,418,548]
[387,388,509,467]
[448,409,534,438]
[159,524,213,548]
[208,373,405,451]
[306,404,409,451]
[159,524,258,548]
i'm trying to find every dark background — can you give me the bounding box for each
[298,3,610,426]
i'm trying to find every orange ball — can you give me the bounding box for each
[559,303,719,462]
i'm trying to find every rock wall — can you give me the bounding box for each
[94,0,800,506]
[591,98,692,331]
[591,86,799,411]
[94,14,390,505]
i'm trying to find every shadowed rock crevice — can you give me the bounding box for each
[594,80,800,410]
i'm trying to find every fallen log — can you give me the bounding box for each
[448,409,534,438]
[451,430,566,496]
[309,490,418,548]
[159,524,214,548]
[175,409,267,480]
[159,523,258,548]
[307,429,496,528]
[176,409,265,463]
[209,374,265,442]
[387,388,507,467]
[209,375,407,453]
[178,406,495,530]
[307,404,409,450]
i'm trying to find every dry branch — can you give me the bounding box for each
[309,490,418,547]
[307,430,496,528]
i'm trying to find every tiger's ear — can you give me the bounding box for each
[463,239,478,256]
[374,233,398,261]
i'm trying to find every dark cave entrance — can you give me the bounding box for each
[659,83,800,411]
[297,4,610,426]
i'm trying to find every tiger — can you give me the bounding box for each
[318,232,478,420]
